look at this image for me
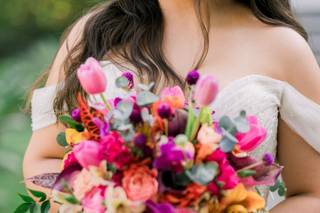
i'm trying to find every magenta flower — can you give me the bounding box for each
[160,86,186,108]
[122,71,134,89]
[73,141,101,169]
[193,75,219,106]
[71,108,81,122]
[186,70,200,85]
[153,138,185,172]
[77,57,107,94]
[146,200,175,213]
[217,161,240,190]
[236,116,267,152]
[99,132,132,169]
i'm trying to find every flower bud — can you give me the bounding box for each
[194,75,219,106]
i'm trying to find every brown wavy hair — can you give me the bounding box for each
[26,0,307,117]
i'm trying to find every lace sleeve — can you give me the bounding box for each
[279,82,320,153]
[31,85,57,131]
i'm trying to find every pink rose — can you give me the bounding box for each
[74,141,101,169]
[122,165,158,201]
[236,116,267,152]
[82,186,106,213]
[77,57,107,94]
[160,86,186,108]
[197,124,222,146]
[99,132,132,169]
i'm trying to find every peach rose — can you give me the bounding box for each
[122,165,158,201]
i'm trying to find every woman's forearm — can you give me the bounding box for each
[271,194,320,213]
[23,157,62,213]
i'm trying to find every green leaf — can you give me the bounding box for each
[40,200,51,213]
[237,169,256,178]
[136,91,159,106]
[14,203,32,213]
[186,162,219,185]
[138,82,155,91]
[115,76,130,88]
[59,115,84,131]
[28,189,47,202]
[29,203,39,213]
[56,132,68,147]
[64,195,80,204]
[18,194,35,203]
[278,184,286,197]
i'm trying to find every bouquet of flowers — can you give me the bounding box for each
[19,57,284,213]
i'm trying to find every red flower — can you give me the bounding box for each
[99,132,132,169]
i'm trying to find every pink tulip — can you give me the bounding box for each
[236,116,267,152]
[73,140,101,169]
[82,186,106,213]
[160,86,186,108]
[193,75,219,106]
[77,57,107,94]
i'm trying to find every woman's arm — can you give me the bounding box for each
[269,28,320,212]
[23,15,89,211]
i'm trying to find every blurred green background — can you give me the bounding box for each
[0,0,102,211]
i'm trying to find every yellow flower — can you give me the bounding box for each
[65,128,88,145]
[219,184,265,212]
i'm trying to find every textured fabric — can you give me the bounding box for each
[30,61,320,208]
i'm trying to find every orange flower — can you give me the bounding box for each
[219,184,265,212]
[162,183,207,208]
[122,164,158,201]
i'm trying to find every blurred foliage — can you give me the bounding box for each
[0,0,104,211]
[0,0,104,57]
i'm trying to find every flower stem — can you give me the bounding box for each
[100,94,112,111]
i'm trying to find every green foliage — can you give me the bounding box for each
[14,189,50,213]
[0,0,104,57]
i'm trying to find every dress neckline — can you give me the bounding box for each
[100,60,285,95]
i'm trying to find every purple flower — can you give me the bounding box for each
[153,138,185,172]
[130,103,142,123]
[186,70,200,85]
[122,71,134,89]
[134,134,147,147]
[71,108,81,122]
[157,103,172,119]
[146,200,175,213]
[263,153,274,166]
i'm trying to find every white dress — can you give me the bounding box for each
[31,60,320,209]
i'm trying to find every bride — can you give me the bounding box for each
[23,0,320,212]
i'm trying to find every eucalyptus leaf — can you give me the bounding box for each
[136,91,159,106]
[220,130,238,153]
[219,116,237,135]
[186,163,219,185]
[138,82,155,91]
[117,100,133,119]
[115,76,130,88]
[56,132,68,147]
[234,111,249,133]
[141,108,153,124]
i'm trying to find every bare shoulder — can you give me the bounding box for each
[257,26,320,101]
[45,13,94,86]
